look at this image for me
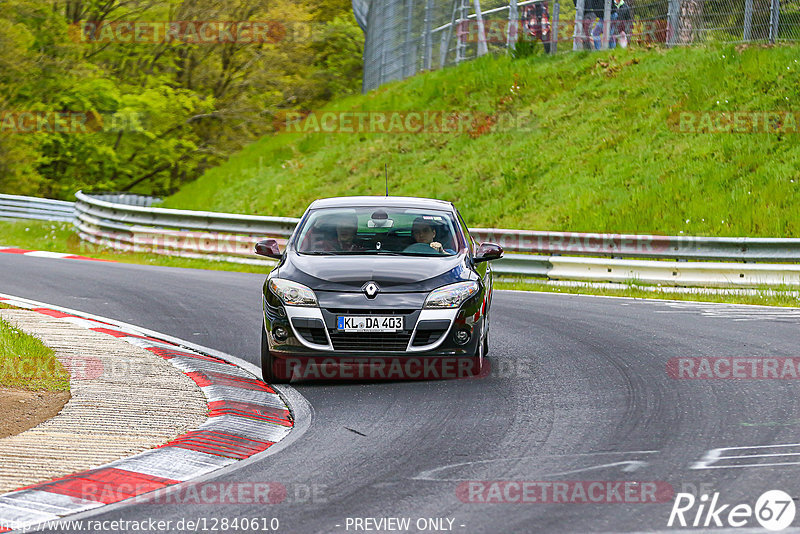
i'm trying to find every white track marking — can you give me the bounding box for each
[692,443,800,469]
[413,451,659,481]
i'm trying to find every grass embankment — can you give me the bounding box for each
[0,316,69,392]
[164,43,800,238]
[0,220,270,274]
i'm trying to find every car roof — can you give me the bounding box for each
[307,196,455,211]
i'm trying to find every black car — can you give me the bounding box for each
[255,196,503,382]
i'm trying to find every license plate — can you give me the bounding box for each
[337,316,403,332]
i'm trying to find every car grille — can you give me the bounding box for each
[327,330,412,352]
[411,329,447,346]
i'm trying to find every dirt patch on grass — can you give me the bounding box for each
[0,387,70,438]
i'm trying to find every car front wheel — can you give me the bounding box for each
[261,323,289,384]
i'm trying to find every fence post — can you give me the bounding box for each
[601,0,612,49]
[440,0,459,68]
[743,0,753,40]
[404,0,416,77]
[667,0,680,46]
[573,0,586,50]
[769,0,780,43]
[456,0,468,64]
[424,0,434,69]
[474,0,489,55]
[551,0,560,53]
[508,0,519,51]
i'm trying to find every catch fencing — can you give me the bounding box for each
[358,0,800,90]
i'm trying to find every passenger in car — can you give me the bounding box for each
[329,214,364,252]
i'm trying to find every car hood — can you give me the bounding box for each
[276,251,473,292]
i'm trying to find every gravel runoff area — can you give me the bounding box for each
[0,309,208,494]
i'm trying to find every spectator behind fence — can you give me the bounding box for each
[592,0,618,49]
[614,0,633,47]
[522,3,552,53]
[574,0,604,49]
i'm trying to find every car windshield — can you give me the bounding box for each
[294,207,463,256]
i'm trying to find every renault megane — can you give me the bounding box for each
[255,196,503,382]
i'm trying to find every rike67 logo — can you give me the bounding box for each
[668,490,796,531]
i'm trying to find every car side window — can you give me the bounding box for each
[456,210,474,255]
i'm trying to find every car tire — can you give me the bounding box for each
[469,321,485,377]
[261,323,289,384]
[482,312,490,357]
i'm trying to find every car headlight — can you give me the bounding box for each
[268,278,318,307]
[424,281,479,309]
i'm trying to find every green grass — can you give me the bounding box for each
[0,220,272,274]
[163,43,800,237]
[496,278,800,307]
[0,317,70,391]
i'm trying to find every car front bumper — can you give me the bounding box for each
[263,291,484,359]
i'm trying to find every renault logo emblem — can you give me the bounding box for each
[362,281,380,298]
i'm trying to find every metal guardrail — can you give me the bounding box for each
[0,194,75,223]
[499,255,800,287]
[74,191,298,266]
[75,191,299,236]
[4,191,798,287]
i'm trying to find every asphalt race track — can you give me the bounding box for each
[3,253,800,533]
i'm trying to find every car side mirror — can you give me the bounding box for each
[474,242,503,264]
[255,239,282,259]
